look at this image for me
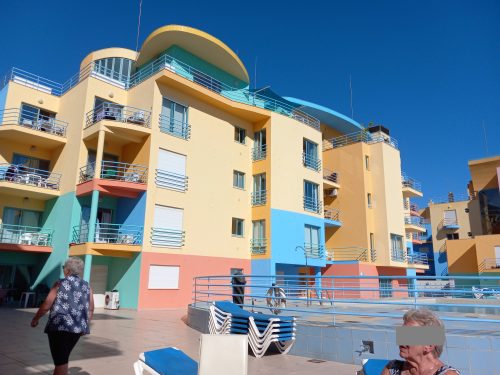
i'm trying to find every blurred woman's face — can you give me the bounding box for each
[399,320,429,360]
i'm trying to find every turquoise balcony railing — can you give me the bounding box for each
[79,161,148,183]
[85,103,151,129]
[155,169,188,192]
[252,144,267,161]
[303,196,321,214]
[304,243,324,259]
[251,238,267,255]
[0,163,61,190]
[0,108,68,136]
[159,114,191,139]
[72,223,143,244]
[0,224,53,246]
[150,227,185,248]
[302,153,321,171]
[251,190,267,206]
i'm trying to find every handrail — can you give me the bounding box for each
[324,208,341,222]
[326,247,368,262]
[85,103,151,128]
[302,152,321,171]
[0,163,61,190]
[155,169,188,192]
[252,144,267,161]
[407,253,429,265]
[429,194,473,204]
[323,130,399,151]
[304,243,324,258]
[0,224,53,246]
[323,169,339,184]
[0,108,68,136]
[250,238,267,255]
[72,223,143,244]
[479,258,500,273]
[151,227,185,247]
[159,114,191,139]
[79,161,148,183]
[251,190,267,206]
[404,215,426,227]
[442,218,459,227]
[303,196,322,214]
[391,249,407,262]
[401,172,422,192]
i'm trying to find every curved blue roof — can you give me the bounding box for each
[283,97,363,134]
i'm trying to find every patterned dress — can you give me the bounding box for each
[387,360,461,375]
[44,275,91,335]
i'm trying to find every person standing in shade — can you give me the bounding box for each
[31,257,94,375]
[231,269,246,306]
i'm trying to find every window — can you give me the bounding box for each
[234,126,246,144]
[304,181,320,212]
[233,171,245,189]
[12,154,50,172]
[157,149,187,191]
[232,218,244,237]
[443,210,458,226]
[252,220,265,239]
[304,225,321,258]
[152,205,184,247]
[20,104,56,127]
[161,98,189,139]
[446,233,459,240]
[365,155,370,170]
[148,265,180,289]
[93,57,133,84]
[370,233,375,250]
[367,193,372,208]
[303,139,320,171]
[252,173,266,205]
[390,234,405,261]
[253,130,267,160]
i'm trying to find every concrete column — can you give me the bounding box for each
[83,254,92,282]
[87,190,100,242]
[94,129,106,178]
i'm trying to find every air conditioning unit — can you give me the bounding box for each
[104,291,120,310]
[326,188,338,197]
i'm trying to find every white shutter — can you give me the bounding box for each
[444,210,457,221]
[154,205,183,230]
[158,149,186,176]
[148,265,180,289]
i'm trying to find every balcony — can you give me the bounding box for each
[303,196,322,214]
[0,224,53,252]
[323,169,340,189]
[251,190,267,206]
[86,103,151,129]
[323,131,399,151]
[406,232,427,244]
[252,145,267,161]
[407,253,429,266]
[441,218,460,230]
[391,249,407,263]
[324,208,342,227]
[159,114,191,140]
[479,258,500,273]
[150,227,185,248]
[0,108,68,148]
[302,153,321,172]
[250,238,267,255]
[404,215,426,233]
[77,161,148,198]
[401,173,423,198]
[304,243,324,259]
[155,170,188,192]
[326,247,369,262]
[0,163,61,199]
[72,223,143,245]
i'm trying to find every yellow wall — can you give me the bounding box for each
[468,156,500,193]
[0,194,46,223]
[447,234,500,273]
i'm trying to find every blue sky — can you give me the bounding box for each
[1,0,499,204]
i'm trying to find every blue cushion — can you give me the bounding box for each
[363,359,389,375]
[143,347,198,375]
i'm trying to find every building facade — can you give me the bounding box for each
[0,25,426,308]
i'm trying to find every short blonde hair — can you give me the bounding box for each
[403,308,445,357]
[64,257,84,277]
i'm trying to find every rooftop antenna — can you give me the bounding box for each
[349,74,354,119]
[482,120,489,155]
[135,0,143,52]
[254,56,258,90]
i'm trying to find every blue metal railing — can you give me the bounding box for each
[251,190,267,206]
[324,208,341,222]
[0,163,61,190]
[302,152,321,171]
[86,103,151,128]
[72,223,143,244]
[155,169,188,191]
[79,161,148,183]
[0,108,68,136]
[401,172,422,193]
[0,224,53,246]
[391,249,408,262]
[151,227,185,247]
[250,238,267,255]
[304,243,324,258]
[193,274,500,325]
[303,196,321,214]
[407,253,429,265]
[323,131,399,151]
[404,215,426,228]
[252,144,267,161]
[159,114,191,139]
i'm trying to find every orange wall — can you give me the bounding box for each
[138,252,251,309]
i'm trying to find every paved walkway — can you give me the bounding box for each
[0,307,359,375]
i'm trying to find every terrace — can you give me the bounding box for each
[0,224,53,251]
[85,103,151,129]
[401,172,423,197]
[404,215,427,232]
[323,130,399,151]
[0,163,61,199]
[72,223,143,245]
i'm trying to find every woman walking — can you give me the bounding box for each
[31,257,94,375]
